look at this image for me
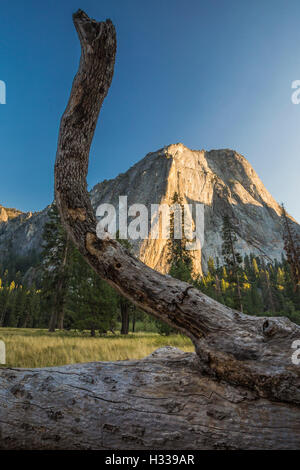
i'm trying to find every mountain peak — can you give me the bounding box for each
[90,144,299,275]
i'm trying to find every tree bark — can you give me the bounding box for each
[132,308,136,333]
[0,347,300,450]
[120,299,129,335]
[48,306,57,333]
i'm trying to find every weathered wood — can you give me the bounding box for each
[54,10,300,405]
[0,347,300,450]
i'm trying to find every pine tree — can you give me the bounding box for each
[0,271,10,326]
[221,215,243,312]
[167,192,194,283]
[116,233,134,335]
[41,202,71,331]
[156,192,195,335]
[67,248,118,336]
[281,204,300,291]
[260,260,276,313]
[15,285,27,327]
[207,257,215,275]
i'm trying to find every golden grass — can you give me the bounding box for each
[0,328,194,368]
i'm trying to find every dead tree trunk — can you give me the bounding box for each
[0,9,300,450]
[0,348,300,450]
[0,347,300,450]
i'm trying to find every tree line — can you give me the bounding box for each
[0,197,299,334]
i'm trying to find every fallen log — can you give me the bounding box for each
[0,347,300,450]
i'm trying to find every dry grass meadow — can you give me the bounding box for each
[0,328,194,368]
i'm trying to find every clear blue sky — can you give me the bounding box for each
[1,0,299,221]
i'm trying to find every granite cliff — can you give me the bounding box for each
[1,144,298,276]
[0,206,49,264]
[91,143,299,275]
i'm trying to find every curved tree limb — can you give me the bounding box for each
[55,10,300,405]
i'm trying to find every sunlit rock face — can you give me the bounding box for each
[90,143,299,275]
[1,144,299,277]
[0,207,8,223]
[0,205,23,223]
